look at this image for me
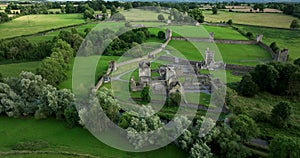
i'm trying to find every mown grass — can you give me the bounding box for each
[0,116,188,158]
[0,61,41,77]
[0,14,85,39]
[168,40,272,66]
[236,25,300,61]
[203,25,248,40]
[120,9,169,21]
[203,10,296,28]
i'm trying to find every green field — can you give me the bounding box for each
[0,61,41,77]
[26,22,125,43]
[237,25,300,61]
[0,14,85,39]
[0,116,188,158]
[168,40,272,66]
[203,10,296,28]
[203,25,248,40]
[58,56,120,90]
[149,25,247,40]
[120,9,169,21]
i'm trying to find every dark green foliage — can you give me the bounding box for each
[250,64,279,92]
[0,12,11,23]
[270,42,280,53]
[64,104,79,128]
[187,8,204,23]
[294,58,300,66]
[290,19,300,29]
[124,2,133,10]
[141,86,151,103]
[12,140,49,151]
[238,74,259,97]
[271,101,292,127]
[246,32,253,38]
[227,19,233,25]
[212,7,218,14]
[157,31,165,39]
[211,126,250,158]
[269,135,300,158]
[230,114,260,141]
[157,14,165,21]
[166,92,181,106]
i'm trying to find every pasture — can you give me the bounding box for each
[149,25,247,40]
[120,9,169,21]
[0,61,41,77]
[0,116,188,158]
[203,10,296,28]
[237,25,300,61]
[0,14,85,39]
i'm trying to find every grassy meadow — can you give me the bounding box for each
[0,116,188,158]
[237,25,300,61]
[0,14,85,39]
[203,10,296,28]
[120,9,169,21]
[0,61,41,77]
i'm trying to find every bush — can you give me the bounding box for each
[227,19,233,25]
[237,74,259,97]
[12,140,49,151]
[246,32,253,38]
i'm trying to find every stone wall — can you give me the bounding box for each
[225,64,254,72]
[257,42,276,59]
[171,37,256,44]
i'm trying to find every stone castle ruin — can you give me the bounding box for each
[275,48,289,62]
[203,48,226,70]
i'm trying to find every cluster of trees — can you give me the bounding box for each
[269,3,300,19]
[176,116,254,158]
[0,71,79,127]
[36,39,73,86]
[269,134,300,158]
[0,12,11,23]
[0,38,53,62]
[187,8,205,23]
[5,2,50,15]
[238,61,300,98]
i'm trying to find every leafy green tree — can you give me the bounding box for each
[187,8,204,23]
[212,126,250,158]
[227,19,233,25]
[0,12,10,23]
[288,72,300,98]
[212,7,218,14]
[0,82,22,117]
[141,86,151,103]
[97,88,120,122]
[271,101,292,127]
[237,74,259,97]
[190,141,213,158]
[124,2,133,10]
[157,14,165,21]
[110,5,117,16]
[269,135,300,158]
[101,4,107,13]
[270,42,280,53]
[157,31,165,39]
[83,9,94,20]
[231,114,260,141]
[64,103,79,128]
[294,58,300,66]
[290,19,300,29]
[250,64,279,92]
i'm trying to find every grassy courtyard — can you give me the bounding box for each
[203,10,296,29]
[168,40,272,66]
[0,14,85,39]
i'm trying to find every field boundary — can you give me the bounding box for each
[2,22,88,41]
[171,37,257,44]
[0,150,99,158]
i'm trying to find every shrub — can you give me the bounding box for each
[246,32,253,38]
[12,140,49,151]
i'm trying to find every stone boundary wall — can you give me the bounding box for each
[225,64,254,72]
[0,150,98,158]
[257,42,276,59]
[171,37,257,44]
